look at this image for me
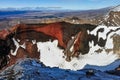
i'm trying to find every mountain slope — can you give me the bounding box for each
[0,58,120,80]
[0,22,120,71]
[103,5,120,26]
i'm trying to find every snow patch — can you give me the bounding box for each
[11,38,26,56]
[32,40,36,44]
[11,38,19,56]
[37,40,64,67]
[37,40,118,71]
[90,25,120,49]
[112,5,120,12]
[90,25,119,41]
[89,41,102,53]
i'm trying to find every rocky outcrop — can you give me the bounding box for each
[103,11,120,26]
[0,39,10,69]
[0,21,120,71]
[113,34,120,57]
[0,22,96,69]
[8,40,40,66]
[0,58,120,80]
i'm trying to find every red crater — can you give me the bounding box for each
[0,22,96,69]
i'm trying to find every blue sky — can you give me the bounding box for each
[0,0,120,10]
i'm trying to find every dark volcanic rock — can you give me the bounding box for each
[106,65,120,76]
[0,22,95,69]
[0,39,10,69]
[0,58,120,80]
[113,34,120,57]
[0,21,120,73]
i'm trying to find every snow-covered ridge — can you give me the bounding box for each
[90,25,120,49]
[11,38,26,56]
[111,5,120,12]
[102,5,120,26]
[1,58,120,80]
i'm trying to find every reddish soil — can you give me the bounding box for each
[0,22,97,70]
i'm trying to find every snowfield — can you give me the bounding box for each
[112,5,120,12]
[37,40,118,71]
[0,58,120,80]
[11,25,120,71]
[36,25,120,71]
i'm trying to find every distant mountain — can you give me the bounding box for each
[69,5,120,26]
[102,5,120,26]
[0,7,64,11]
[0,7,70,19]
[0,5,120,79]
[54,7,112,19]
[111,5,120,12]
[0,5,119,29]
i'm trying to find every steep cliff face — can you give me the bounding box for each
[0,22,95,70]
[113,34,120,56]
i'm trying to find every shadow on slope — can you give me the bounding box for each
[0,58,120,80]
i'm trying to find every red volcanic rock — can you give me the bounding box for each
[8,47,27,66]
[25,41,40,59]
[9,22,94,50]
[16,47,27,58]
[72,32,82,57]
[8,41,40,66]
[10,23,66,48]
[0,22,97,70]
[0,29,10,40]
[33,23,66,48]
